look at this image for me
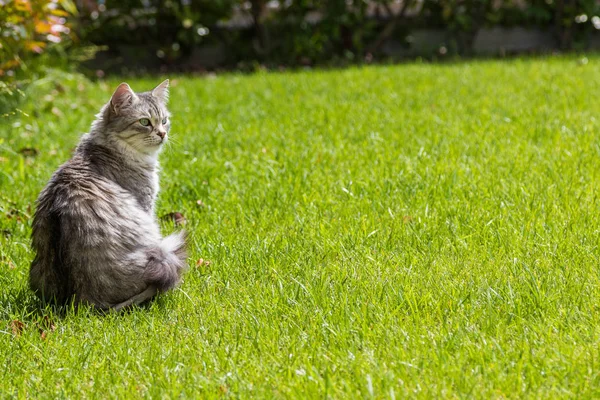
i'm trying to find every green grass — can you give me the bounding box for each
[1,56,600,398]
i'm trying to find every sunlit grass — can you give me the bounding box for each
[1,56,600,398]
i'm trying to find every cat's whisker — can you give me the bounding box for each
[166,137,181,147]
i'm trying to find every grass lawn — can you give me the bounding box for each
[1,56,600,398]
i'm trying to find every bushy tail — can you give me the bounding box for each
[144,231,188,292]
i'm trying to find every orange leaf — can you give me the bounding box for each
[195,258,212,267]
[0,60,21,70]
[14,0,32,12]
[24,41,46,54]
[10,320,25,336]
[35,21,51,34]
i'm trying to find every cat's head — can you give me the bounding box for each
[98,80,171,154]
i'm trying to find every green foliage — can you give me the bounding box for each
[1,56,600,397]
[3,0,600,74]
[79,0,237,63]
[0,0,75,78]
[0,0,77,113]
[74,0,600,69]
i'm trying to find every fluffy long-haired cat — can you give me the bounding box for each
[29,80,187,310]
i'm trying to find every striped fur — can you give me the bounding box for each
[29,80,187,310]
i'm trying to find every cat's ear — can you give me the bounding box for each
[110,83,137,115]
[151,79,169,103]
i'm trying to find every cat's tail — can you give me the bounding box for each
[144,231,188,291]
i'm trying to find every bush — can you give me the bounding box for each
[0,0,77,114]
[73,0,600,71]
[77,0,236,68]
[4,0,600,78]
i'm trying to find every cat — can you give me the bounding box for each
[29,80,187,310]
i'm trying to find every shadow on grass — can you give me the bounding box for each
[1,286,81,323]
[1,285,162,326]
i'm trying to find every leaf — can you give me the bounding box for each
[59,0,78,16]
[34,21,51,34]
[50,9,70,17]
[163,212,186,226]
[40,316,56,332]
[10,320,25,336]
[24,41,46,54]
[38,316,56,340]
[195,258,211,267]
[18,147,39,157]
[14,0,32,12]
[0,60,21,70]
[6,209,22,222]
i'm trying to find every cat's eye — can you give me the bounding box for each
[162,117,168,125]
[139,118,150,126]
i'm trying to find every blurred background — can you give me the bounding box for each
[1,0,600,105]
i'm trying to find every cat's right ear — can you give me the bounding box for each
[110,83,137,115]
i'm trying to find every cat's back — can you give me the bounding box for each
[32,151,127,258]
[30,152,119,302]
[30,150,151,303]
[35,151,117,216]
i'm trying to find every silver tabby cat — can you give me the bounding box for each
[30,80,187,310]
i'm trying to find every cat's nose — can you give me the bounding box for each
[157,131,166,139]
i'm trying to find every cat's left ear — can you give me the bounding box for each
[152,79,169,103]
[110,83,137,115]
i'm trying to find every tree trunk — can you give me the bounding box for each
[366,0,413,56]
[250,0,270,57]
